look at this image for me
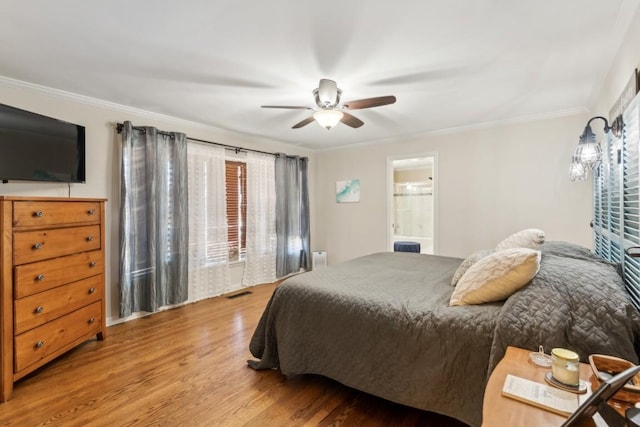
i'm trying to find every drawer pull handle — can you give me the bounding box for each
[88,317,96,324]
[33,210,44,217]
[33,242,43,250]
[35,341,44,349]
[35,306,44,314]
[89,261,96,268]
[88,209,96,215]
[36,274,45,281]
[88,287,95,294]
[86,236,94,242]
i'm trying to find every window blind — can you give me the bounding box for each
[594,91,640,309]
[225,161,247,261]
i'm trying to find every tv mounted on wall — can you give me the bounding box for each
[0,102,85,183]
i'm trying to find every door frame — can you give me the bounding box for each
[386,152,438,254]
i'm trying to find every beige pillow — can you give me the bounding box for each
[450,249,493,286]
[449,248,541,306]
[495,228,545,251]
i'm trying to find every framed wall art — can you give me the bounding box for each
[336,179,360,203]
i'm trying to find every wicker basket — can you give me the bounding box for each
[588,354,640,403]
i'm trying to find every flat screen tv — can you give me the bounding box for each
[0,102,85,183]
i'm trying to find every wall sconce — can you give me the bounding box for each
[569,155,588,181]
[569,115,623,181]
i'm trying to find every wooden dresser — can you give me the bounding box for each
[0,196,106,401]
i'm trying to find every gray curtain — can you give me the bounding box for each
[275,155,310,277]
[119,121,189,318]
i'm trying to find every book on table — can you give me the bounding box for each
[501,374,585,417]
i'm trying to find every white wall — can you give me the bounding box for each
[591,3,640,120]
[0,78,315,325]
[315,113,592,263]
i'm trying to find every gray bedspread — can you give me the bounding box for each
[248,248,640,427]
[489,249,640,371]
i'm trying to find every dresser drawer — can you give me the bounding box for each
[14,275,103,335]
[14,250,103,298]
[13,225,101,265]
[12,201,101,228]
[14,301,102,373]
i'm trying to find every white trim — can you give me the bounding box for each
[0,75,202,123]
[317,107,588,152]
[585,0,640,109]
[0,74,588,153]
[0,75,296,148]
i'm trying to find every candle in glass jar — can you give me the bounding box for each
[551,348,580,386]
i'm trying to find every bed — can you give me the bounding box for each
[248,242,640,427]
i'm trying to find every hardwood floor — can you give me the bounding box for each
[0,283,469,426]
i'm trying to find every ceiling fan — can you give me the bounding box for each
[261,79,396,130]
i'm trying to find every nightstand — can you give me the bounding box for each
[482,346,597,427]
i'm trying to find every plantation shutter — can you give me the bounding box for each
[622,95,640,307]
[608,131,623,264]
[225,161,247,261]
[594,91,640,309]
[593,140,612,258]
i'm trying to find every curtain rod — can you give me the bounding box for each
[115,122,302,159]
[187,136,277,157]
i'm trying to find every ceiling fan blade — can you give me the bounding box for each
[342,95,396,110]
[341,112,364,128]
[261,105,312,110]
[292,116,316,129]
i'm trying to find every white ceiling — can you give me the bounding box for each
[0,1,637,150]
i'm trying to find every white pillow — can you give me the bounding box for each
[450,249,493,286]
[449,248,541,306]
[495,228,545,251]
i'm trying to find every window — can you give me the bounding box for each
[594,92,640,309]
[225,160,247,261]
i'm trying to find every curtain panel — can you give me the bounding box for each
[187,142,231,301]
[242,152,277,286]
[275,155,311,277]
[119,121,189,317]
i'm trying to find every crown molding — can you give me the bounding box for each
[0,75,587,154]
[0,75,311,153]
[0,75,218,128]
[314,106,589,152]
[585,0,640,110]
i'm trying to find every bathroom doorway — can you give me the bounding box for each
[388,155,436,254]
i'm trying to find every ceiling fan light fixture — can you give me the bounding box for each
[313,109,343,130]
[261,78,396,129]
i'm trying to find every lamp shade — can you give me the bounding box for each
[569,156,588,181]
[569,115,621,182]
[313,109,344,130]
[574,124,602,169]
